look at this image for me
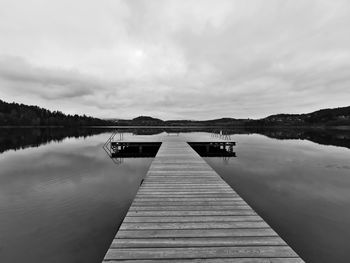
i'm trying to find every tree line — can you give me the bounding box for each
[0,100,113,126]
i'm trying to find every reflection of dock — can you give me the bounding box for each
[110,142,161,158]
[189,142,236,157]
[102,135,303,262]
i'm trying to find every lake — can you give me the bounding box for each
[0,127,350,263]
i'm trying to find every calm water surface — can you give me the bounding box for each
[205,134,350,263]
[0,129,152,263]
[1,127,350,263]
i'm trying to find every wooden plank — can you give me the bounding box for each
[127,210,258,217]
[140,184,231,187]
[135,194,240,197]
[148,172,217,174]
[131,201,247,206]
[135,193,237,196]
[104,246,298,260]
[135,193,240,197]
[137,191,234,194]
[134,196,239,199]
[102,258,304,263]
[150,168,214,171]
[141,183,226,185]
[123,215,263,223]
[143,183,224,185]
[135,194,239,197]
[133,198,244,202]
[143,179,222,181]
[119,221,269,230]
[139,187,231,191]
[136,191,235,194]
[139,187,232,189]
[116,228,278,238]
[140,185,231,187]
[129,206,251,211]
[112,236,286,248]
[144,178,220,180]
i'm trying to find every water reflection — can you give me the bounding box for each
[245,127,350,149]
[1,127,350,152]
[1,127,350,263]
[0,127,111,154]
[188,142,236,157]
[205,134,350,263]
[0,132,153,263]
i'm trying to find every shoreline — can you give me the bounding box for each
[1,125,350,130]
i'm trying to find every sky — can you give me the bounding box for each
[0,0,350,120]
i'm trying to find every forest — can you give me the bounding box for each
[0,100,112,126]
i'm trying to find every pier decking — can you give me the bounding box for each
[103,135,303,262]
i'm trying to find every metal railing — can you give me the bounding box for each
[210,130,232,140]
[103,130,124,165]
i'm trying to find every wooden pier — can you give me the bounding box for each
[103,136,303,262]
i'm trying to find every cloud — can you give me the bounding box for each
[0,0,350,119]
[0,55,109,100]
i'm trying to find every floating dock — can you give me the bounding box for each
[103,135,303,262]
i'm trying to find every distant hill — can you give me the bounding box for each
[1,99,349,127]
[254,106,350,126]
[0,99,113,126]
[115,116,247,126]
[115,106,350,127]
[132,116,164,125]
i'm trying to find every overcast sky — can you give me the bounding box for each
[0,0,350,120]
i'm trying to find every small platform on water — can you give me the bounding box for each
[103,134,303,262]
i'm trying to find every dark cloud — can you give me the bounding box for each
[0,56,102,99]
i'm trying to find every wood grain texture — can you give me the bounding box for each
[103,258,303,263]
[104,246,298,260]
[112,236,287,248]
